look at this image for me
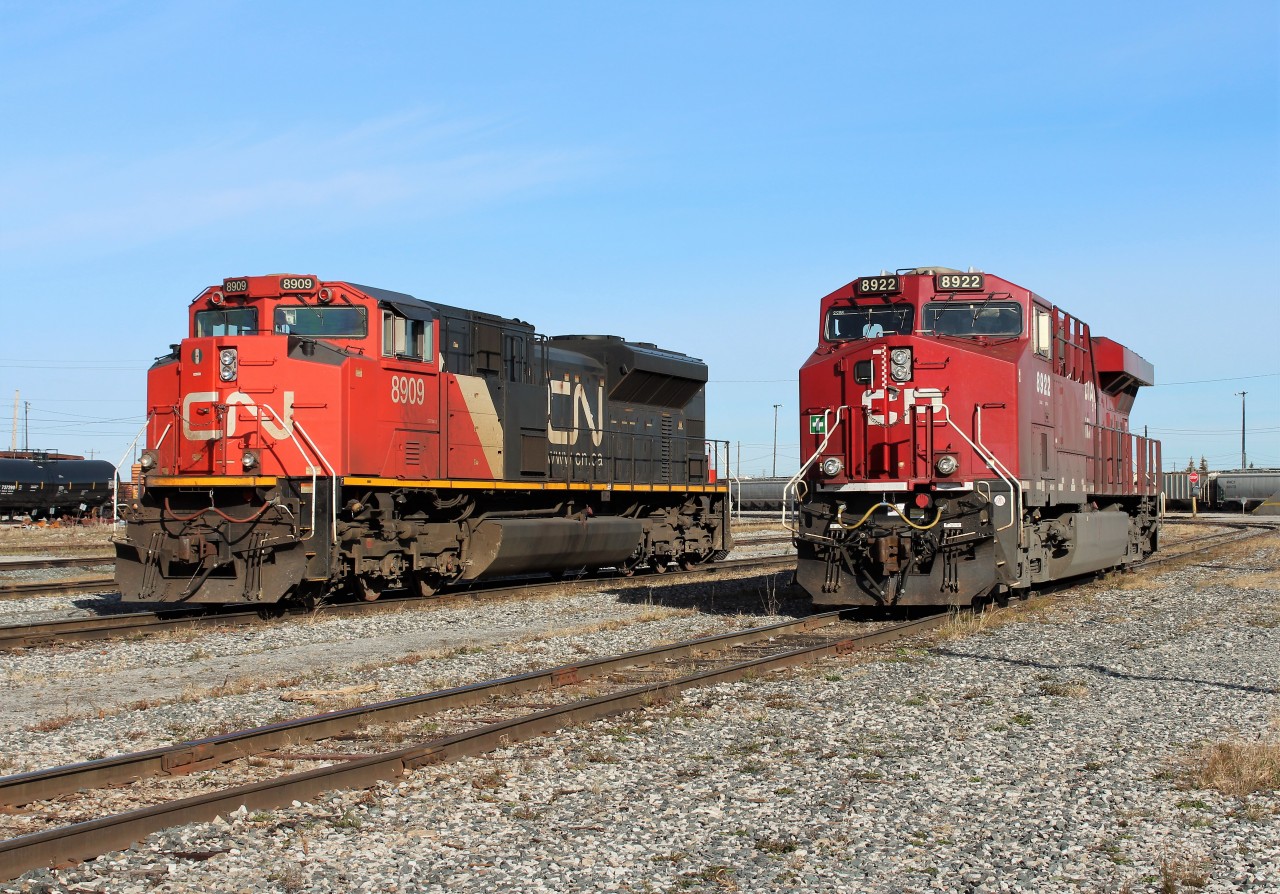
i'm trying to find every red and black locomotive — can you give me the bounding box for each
[792,267,1161,607]
[116,275,731,605]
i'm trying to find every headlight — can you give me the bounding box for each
[242,450,258,470]
[821,457,844,477]
[890,347,913,383]
[138,451,157,471]
[935,455,958,476]
[219,348,238,382]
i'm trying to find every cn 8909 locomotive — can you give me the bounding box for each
[791,267,1161,607]
[116,275,731,605]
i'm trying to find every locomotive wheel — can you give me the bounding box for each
[679,548,716,571]
[359,577,384,602]
[651,555,673,574]
[414,573,439,598]
[617,552,645,578]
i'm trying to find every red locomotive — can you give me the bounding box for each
[115,275,731,605]
[792,267,1161,607]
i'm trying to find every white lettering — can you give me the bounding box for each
[1035,371,1053,398]
[181,391,222,441]
[391,375,426,405]
[181,391,295,441]
[547,381,604,447]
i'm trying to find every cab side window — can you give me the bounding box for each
[382,311,434,362]
[1033,307,1052,358]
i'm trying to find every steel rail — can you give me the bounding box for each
[0,577,115,601]
[0,556,114,572]
[0,611,946,880]
[0,554,797,651]
[0,609,267,651]
[1133,521,1269,571]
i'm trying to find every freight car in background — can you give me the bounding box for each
[115,275,732,606]
[730,477,790,514]
[1164,469,1280,512]
[790,266,1161,608]
[0,451,117,521]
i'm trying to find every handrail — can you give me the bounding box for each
[291,420,338,544]
[783,406,849,532]
[253,403,322,541]
[937,403,1021,546]
[113,414,157,521]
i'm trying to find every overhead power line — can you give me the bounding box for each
[1154,372,1279,386]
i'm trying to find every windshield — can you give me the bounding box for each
[924,300,1023,338]
[825,304,914,341]
[195,308,258,336]
[273,305,367,337]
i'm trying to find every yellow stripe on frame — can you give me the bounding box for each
[341,476,728,493]
[147,476,279,487]
[144,475,726,494]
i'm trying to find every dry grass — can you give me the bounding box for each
[1157,852,1211,892]
[1102,571,1157,591]
[731,521,786,534]
[0,524,115,549]
[931,605,1013,641]
[1185,736,1280,799]
[1230,569,1280,590]
[1038,680,1090,698]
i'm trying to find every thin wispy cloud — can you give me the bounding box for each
[0,111,606,257]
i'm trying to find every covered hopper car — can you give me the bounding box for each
[115,275,731,605]
[791,267,1161,607]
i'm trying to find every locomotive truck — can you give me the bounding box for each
[115,275,731,605]
[790,267,1161,607]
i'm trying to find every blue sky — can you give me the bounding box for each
[2,1,1276,476]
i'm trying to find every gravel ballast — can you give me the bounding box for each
[1,527,1277,892]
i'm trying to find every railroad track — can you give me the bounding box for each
[0,517,1272,879]
[0,608,946,881]
[0,576,116,601]
[0,539,793,604]
[0,555,113,573]
[1136,517,1274,570]
[0,554,799,651]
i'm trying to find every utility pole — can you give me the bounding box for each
[23,402,30,453]
[1235,391,1247,470]
[772,404,782,477]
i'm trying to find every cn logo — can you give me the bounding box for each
[547,380,604,447]
[182,391,295,441]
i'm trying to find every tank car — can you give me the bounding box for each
[0,454,117,520]
[115,275,731,605]
[791,267,1161,607]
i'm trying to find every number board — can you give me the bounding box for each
[935,272,986,291]
[223,278,249,294]
[856,275,901,295]
[280,276,317,292]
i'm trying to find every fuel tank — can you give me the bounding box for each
[462,517,645,578]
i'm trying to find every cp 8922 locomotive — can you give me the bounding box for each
[116,275,731,606]
[790,267,1161,607]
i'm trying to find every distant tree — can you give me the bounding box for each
[1199,456,1209,474]
[1186,457,1195,472]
